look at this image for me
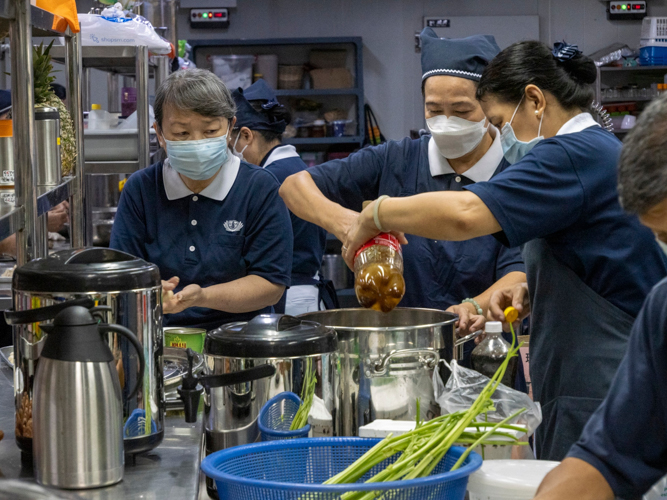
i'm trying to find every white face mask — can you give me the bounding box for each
[231,131,248,162]
[426,115,489,159]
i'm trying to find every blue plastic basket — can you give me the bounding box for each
[201,437,482,500]
[258,392,311,441]
[640,46,667,65]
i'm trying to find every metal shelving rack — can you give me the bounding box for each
[188,37,366,150]
[595,65,667,137]
[51,46,170,245]
[0,0,84,265]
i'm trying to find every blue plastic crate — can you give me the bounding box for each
[640,46,667,66]
[201,437,482,500]
[258,392,310,441]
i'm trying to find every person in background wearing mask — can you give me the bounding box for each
[230,80,333,315]
[110,69,293,330]
[342,41,667,461]
[280,29,526,344]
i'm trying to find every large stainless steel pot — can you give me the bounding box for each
[203,314,337,499]
[10,248,164,456]
[299,308,458,437]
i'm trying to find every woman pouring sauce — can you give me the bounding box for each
[343,41,667,461]
[110,69,293,330]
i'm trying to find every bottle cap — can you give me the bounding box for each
[504,306,519,323]
[91,104,102,110]
[485,321,502,333]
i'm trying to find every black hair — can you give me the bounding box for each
[248,100,292,143]
[476,41,597,110]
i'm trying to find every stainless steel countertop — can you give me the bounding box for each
[0,362,206,499]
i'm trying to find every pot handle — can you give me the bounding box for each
[198,364,276,390]
[4,297,96,325]
[454,329,484,347]
[367,348,439,377]
[99,324,146,400]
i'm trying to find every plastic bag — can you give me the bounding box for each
[78,12,171,55]
[434,360,542,437]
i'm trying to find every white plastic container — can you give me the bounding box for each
[88,104,118,130]
[467,460,560,500]
[641,17,667,47]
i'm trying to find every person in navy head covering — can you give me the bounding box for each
[230,80,331,315]
[280,29,526,345]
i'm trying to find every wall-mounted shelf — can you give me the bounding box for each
[188,37,365,160]
[599,65,667,72]
[601,96,655,103]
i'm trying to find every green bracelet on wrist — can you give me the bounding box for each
[462,298,483,315]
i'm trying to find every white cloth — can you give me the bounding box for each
[162,152,240,201]
[556,112,600,136]
[285,285,324,316]
[428,126,503,182]
[263,144,301,167]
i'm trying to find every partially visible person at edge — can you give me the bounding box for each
[110,69,293,331]
[229,79,333,316]
[279,29,526,350]
[340,40,667,461]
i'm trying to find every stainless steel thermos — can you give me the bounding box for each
[5,302,145,489]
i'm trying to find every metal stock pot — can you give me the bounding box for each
[299,308,459,437]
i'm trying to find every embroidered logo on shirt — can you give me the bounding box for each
[224,220,244,232]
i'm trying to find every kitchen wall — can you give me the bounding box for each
[68,0,667,139]
[171,0,667,140]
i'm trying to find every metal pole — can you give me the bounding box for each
[11,0,37,265]
[107,72,120,113]
[154,56,169,91]
[34,214,48,257]
[66,32,87,248]
[82,67,91,111]
[136,45,150,169]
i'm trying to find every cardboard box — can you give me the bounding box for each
[310,68,354,89]
[309,49,348,69]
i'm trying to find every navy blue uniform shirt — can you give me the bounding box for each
[110,157,293,330]
[568,277,667,499]
[308,133,525,310]
[466,119,667,317]
[262,145,326,286]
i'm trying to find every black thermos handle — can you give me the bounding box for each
[99,324,146,400]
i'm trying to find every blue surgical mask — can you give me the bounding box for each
[163,125,230,180]
[500,96,544,165]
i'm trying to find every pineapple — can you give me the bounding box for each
[33,41,76,176]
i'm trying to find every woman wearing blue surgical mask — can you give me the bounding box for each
[229,80,332,316]
[342,41,667,461]
[110,69,293,330]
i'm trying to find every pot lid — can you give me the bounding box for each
[206,314,337,358]
[13,247,161,293]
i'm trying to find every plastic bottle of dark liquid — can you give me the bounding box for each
[471,321,517,387]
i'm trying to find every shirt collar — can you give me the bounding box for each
[262,144,300,167]
[556,112,600,136]
[162,152,240,201]
[428,126,503,182]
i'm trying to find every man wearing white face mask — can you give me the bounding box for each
[110,70,293,331]
[280,29,526,347]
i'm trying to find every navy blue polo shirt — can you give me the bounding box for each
[466,122,667,317]
[261,145,326,286]
[568,277,667,499]
[110,157,293,331]
[308,134,525,310]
